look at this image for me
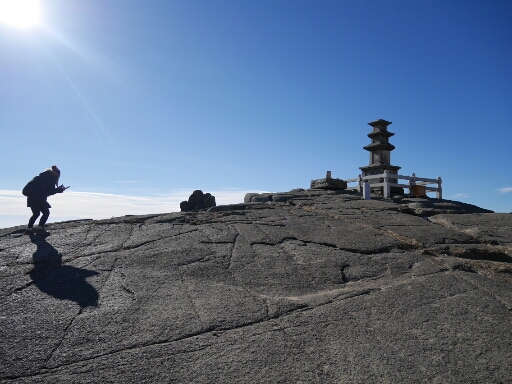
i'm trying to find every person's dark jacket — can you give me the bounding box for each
[26,170,63,208]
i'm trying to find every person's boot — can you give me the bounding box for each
[35,226,50,235]
[24,227,34,235]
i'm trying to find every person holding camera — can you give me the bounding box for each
[23,165,69,235]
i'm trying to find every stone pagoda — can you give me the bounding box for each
[359,119,403,194]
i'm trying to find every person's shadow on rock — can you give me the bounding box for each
[29,234,99,308]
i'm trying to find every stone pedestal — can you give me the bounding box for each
[311,171,347,190]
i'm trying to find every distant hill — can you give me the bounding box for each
[1,189,511,383]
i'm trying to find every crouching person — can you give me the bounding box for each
[23,165,68,235]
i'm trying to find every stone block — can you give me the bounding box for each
[244,193,272,203]
[310,177,347,190]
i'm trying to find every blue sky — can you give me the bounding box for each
[1,0,511,228]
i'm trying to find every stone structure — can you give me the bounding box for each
[360,119,403,194]
[310,171,347,190]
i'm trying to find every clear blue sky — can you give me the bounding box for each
[1,0,511,228]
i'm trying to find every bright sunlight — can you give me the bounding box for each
[0,0,41,29]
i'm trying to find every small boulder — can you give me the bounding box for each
[244,193,272,203]
[311,171,347,190]
[180,190,216,212]
[310,177,347,190]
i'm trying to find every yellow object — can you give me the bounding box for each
[411,185,427,197]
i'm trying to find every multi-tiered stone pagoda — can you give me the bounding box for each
[359,119,403,194]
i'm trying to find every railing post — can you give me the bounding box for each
[383,170,390,198]
[409,173,416,195]
[437,177,442,199]
[357,174,362,193]
[363,180,371,200]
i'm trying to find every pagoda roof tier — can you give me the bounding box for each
[363,142,396,151]
[367,131,394,139]
[368,119,392,128]
[359,164,401,172]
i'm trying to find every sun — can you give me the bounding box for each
[0,0,41,29]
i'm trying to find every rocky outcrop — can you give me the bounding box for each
[310,171,347,190]
[180,190,216,211]
[1,189,510,383]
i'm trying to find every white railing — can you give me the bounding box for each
[346,171,442,199]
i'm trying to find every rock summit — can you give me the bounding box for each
[1,189,511,383]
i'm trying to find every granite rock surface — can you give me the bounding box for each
[1,190,511,383]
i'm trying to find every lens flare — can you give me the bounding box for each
[0,0,41,29]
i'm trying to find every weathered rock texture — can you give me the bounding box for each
[1,190,511,383]
[310,177,347,190]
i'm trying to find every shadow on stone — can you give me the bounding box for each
[29,234,99,308]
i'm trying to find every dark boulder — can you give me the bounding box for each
[180,190,216,212]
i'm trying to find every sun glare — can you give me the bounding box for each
[0,0,41,29]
